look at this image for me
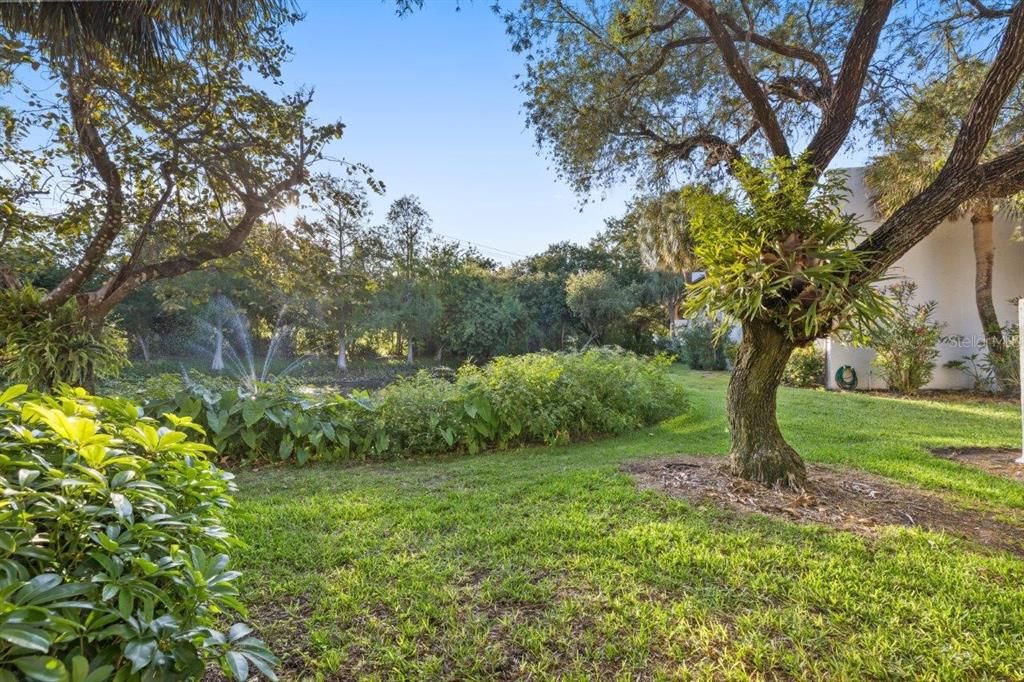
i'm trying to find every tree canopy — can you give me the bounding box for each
[0,7,358,321]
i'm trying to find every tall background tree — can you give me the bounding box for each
[0,1,369,387]
[502,0,1024,488]
[866,60,1023,390]
[379,195,435,363]
[297,175,385,371]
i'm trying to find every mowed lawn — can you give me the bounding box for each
[230,369,1024,680]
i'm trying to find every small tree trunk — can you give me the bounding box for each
[137,334,150,362]
[212,329,225,372]
[971,203,1009,388]
[337,337,348,371]
[406,341,414,365]
[336,315,348,372]
[727,319,807,489]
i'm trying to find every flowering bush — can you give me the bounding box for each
[869,281,944,394]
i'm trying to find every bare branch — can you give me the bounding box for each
[719,13,834,94]
[964,0,1014,19]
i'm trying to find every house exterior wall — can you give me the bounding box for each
[826,167,1024,390]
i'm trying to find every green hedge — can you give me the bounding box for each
[143,349,687,464]
[0,386,275,681]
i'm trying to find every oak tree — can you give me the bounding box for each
[503,0,1024,487]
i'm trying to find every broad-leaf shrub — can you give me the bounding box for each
[782,346,826,388]
[0,385,276,681]
[143,350,686,463]
[869,281,945,394]
[143,377,384,464]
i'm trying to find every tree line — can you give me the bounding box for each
[112,190,687,367]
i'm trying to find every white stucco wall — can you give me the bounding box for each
[826,167,1024,390]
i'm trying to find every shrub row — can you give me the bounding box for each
[142,349,687,464]
[0,386,274,681]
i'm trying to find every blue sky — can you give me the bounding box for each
[276,0,634,262]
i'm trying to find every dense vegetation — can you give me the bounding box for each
[0,386,273,681]
[131,350,685,464]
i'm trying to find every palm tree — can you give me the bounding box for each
[634,191,700,330]
[866,61,1022,390]
[0,0,295,65]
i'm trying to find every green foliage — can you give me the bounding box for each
[869,281,944,395]
[683,158,891,343]
[0,385,275,680]
[141,376,382,465]
[866,60,1024,219]
[673,322,732,371]
[385,349,685,455]
[565,271,637,345]
[946,323,1021,395]
[140,351,685,464]
[0,287,128,391]
[988,324,1021,395]
[438,267,529,360]
[783,345,826,388]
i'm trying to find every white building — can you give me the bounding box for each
[825,168,1024,390]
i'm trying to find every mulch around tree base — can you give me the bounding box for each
[624,456,1024,556]
[931,446,1024,482]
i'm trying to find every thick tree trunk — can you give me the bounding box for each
[727,319,807,489]
[406,341,414,365]
[971,203,1009,388]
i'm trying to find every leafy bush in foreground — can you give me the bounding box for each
[0,386,275,681]
[144,350,686,463]
[782,346,826,388]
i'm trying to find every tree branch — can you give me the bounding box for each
[805,0,894,174]
[92,158,176,305]
[42,71,126,310]
[651,132,743,165]
[719,13,834,94]
[681,0,791,158]
[81,129,326,319]
[767,75,830,105]
[852,2,1024,283]
[964,0,1013,19]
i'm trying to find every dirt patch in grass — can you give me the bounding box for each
[204,595,317,681]
[625,456,1024,556]
[931,446,1024,482]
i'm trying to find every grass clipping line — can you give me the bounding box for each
[625,456,1024,556]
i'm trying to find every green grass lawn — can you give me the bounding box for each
[230,369,1024,680]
